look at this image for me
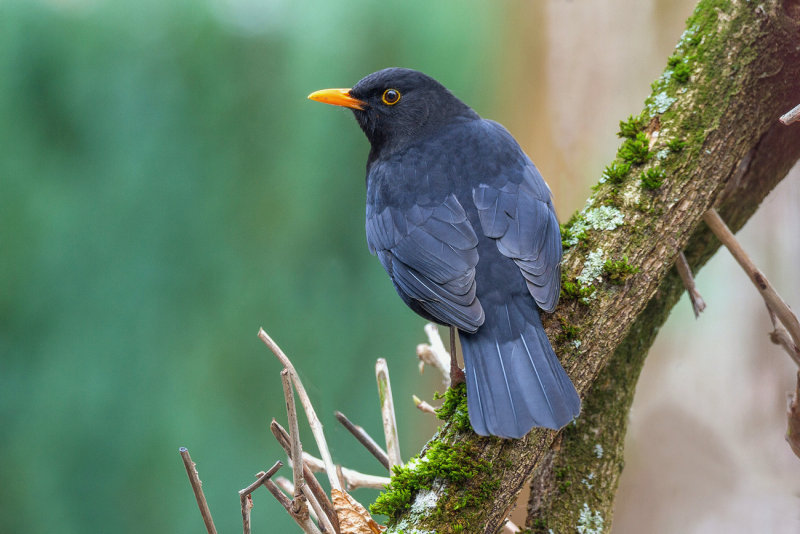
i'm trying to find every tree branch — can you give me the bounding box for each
[179,447,218,534]
[374,2,800,532]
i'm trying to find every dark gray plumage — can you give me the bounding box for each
[311,68,580,438]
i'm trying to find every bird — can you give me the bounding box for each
[308,68,580,438]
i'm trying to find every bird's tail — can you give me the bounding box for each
[459,295,580,438]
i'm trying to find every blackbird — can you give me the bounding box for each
[309,68,580,438]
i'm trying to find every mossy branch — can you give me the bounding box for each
[377,1,800,532]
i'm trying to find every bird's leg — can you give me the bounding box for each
[449,326,465,387]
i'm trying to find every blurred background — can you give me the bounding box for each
[1,0,798,532]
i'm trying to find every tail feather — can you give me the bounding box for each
[460,296,580,438]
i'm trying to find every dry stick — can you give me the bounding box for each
[787,371,800,460]
[302,452,391,490]
[239,461,283,534]
[179,447,218,534]
[275,476,296,500]
[280,369,307,516]
[240,493,253,534]
[271,420,339,531]
[301,484,335,534]
[675,251,707,318]
[258,328,342,491]
[376,358,402,468]
[412,395,438,415]
[769,316,800,367]
[334,411,391,471]
[703,209,800,362]
[265,479,323,534]
[779,103,800,125]
[274,477,323,528]
[240,461,284,496]
[418,322,451,387]
[335,465,346,492]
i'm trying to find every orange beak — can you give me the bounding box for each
[307,88,366,110]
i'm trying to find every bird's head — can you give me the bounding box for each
[308,68,478,158]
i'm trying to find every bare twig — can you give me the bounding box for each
[376,358,402,468]
[241,493,253,534]
[334,411,391,471]
[703,209,800,362]
[779,103,800,125]
[240,461,284,496]
[412,395,438,415]
[417,322,451,387]
[258,328,342,491]
[281,369,307,516]
[788,371,800,460]
[275,477,322,526]
[302,452,391,490]
[239,461,283,534]
[275,476,296,499]
[768,309,800,367]
[675,251,707,318]
[265,479,323,534]
[179,447,218,534]
[265,478,293,511]
[301,484,335,533]
[275,478,323,528]
[270,421,338,531]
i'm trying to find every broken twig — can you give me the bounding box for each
[270,420,338,530]
[239,461,283,534]
[179,447,218,534]
[281,369,309,519]
[675,251,706,318]
[334,411,391,471]
[703,209,800,363]
[376,358,402,468]
[258,328,342,491]
[302,452,391,490]
[412,395,438,415]
[787,372,800,460]
[779,103,800,125]
[417,322,451,387]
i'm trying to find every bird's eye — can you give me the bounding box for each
[381,89,401,106]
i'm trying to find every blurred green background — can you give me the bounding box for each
[2,1,798,533]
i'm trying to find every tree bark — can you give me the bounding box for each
[375,1,800,532]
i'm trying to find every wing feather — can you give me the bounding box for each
[367,193,484,332]
[473,163,562,312]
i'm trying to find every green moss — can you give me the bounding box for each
[557,317,581,343]
[601,161,631,185]
[603,257,639,284]
[641,167,665,190]
[370,435,499,524]
[666,138,686,153]
[617,113,647,139]
[561,277,594,302]
[673,61,691,83]
[618,132,651,164]
[434,382,471,433]
[667,54,682,68]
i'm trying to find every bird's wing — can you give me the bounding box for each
[366,193,485,332]
[472,162,562,312]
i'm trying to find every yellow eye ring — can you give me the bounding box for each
[381,88,401,106]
